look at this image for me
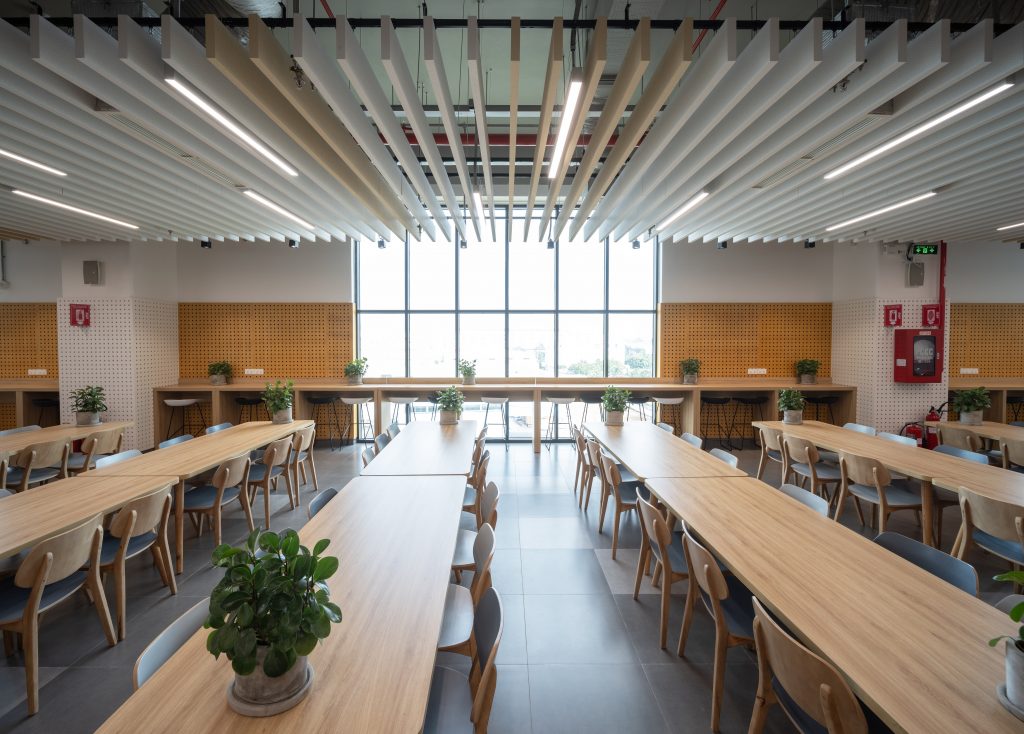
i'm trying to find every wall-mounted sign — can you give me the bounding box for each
[921,303,943,328]
[883,304,903,327]
[70,303,90,327]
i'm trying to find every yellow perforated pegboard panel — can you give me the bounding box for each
[659,303,832,379]
[0,403,15,431]
[0,304,58,379]
[949,304,1024,377]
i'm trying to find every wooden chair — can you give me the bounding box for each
[2,440,69,492]
[777,483,830,516]
[873,531,977,595]
[67,430,124,475]
[133,599,208,689]
[308,487,339,519]
[708,448,739,468]
[158,434,193,449]
[834,451,922,533]
[1000,437,1024,472]
[245,437,293,530]
[289,425,319,498]
[0,514,116,714]
[181,454,254,546]
[373,432,390,454]
[95,449,142,469]
[569,426,588,499]
[932,444,988,546]
[678,527,755,732]
[361,446,376,468]
[749,596,870,734]
[387,422,401,440]
[938,425,981,453]
[956,488,1024,570]
[461,481,500,532]
[635,496,688,649]
[782,435,842,504]
[438,524,495,657]
[582,438,603,511]
[657,422,675,433]
[681,432,703,449]
[204,422,233,435]
[598,452,644,560]
[756,427,785,484]
[424,587,503,734]
[100,485,176,640]
[463,451,490,524]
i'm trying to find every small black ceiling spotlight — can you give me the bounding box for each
[288,238,298,249]
[459,238,468,249]
[804,239,816,249]
[632,238,640,250]
[377,237,386,250]
[199,238,212,249]
[547,238,556,250]
[716,241,728,250]
[1019,242,1024,250]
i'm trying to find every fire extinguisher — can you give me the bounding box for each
[923,403,945,449]
[903,422,923,447]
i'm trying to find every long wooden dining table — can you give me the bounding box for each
[361,420,479,477]
[645,474,1022,734]
[0,420,133,461]
[929,419,1024,446]
[95,474,465,734]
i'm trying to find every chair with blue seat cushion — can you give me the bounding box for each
[997,594,1024,615]
[777,483,830,516]
[387,422,401,440]
[635,496,688,649]
[133,598,208,690]
[681,432,703,449]
[203,422,233,435]
[289,425,319,498]
[598,452,645,560]
[657,421,675,433]
[932,444,989,544]
[749,596,885,734]
[158,434,193,450]
[373,431,390,455]
[182,454,254,546]
[999,437,1024,473]
[834,451,922,533]
[95,450,143,469]
[0,514,115,715]
[360,445,376,468]
[817,422,879,465]
[438,524,495,657]
[956,488,1024,568]
[423,587,503,734]
[782,435,842,504]
[307,487,339,519]
[937,425,980,453]
[67,429,124,475]
[2,439,69,492]
[678,527,755,732]
[0,425,41,437]
[878,431,917,480]
[245,437,293,530]
[873,531,977,595]
[709,447,739,469]
[99,485,176,640]
[757,427,785,484]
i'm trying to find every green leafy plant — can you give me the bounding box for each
[602,386,631,413]
[989,570,1024,651]
[777,389,806,411]
[205,528,341,677]
[680,358,701,376]
[951,387,991,413]
[208,361,232,377]
[343,358,368,378]
[795,359,820,376]
[262,381,293,413]
[457,359,477,379]
[436,385,465,414]
[70,386,108,414]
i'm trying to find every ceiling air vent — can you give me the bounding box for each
[753,116,883,189]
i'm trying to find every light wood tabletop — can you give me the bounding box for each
[96,475,465,734]
[929,420,1024,444]
[93,420,313,573]
[0,421,133,460]
[645,475,1021,734]
[361,420,479,476]
[0,474,177,559]
[583,420,747,481]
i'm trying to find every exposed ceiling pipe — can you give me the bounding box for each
[400,132,621,147]
[691,0,728,53]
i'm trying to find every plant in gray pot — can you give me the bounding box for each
[952,387,990,426]
[778,389,806,425]
[436,385,464,425]
[208,361,232,386]
[343,357,368,386]
[602,386,630,426]
[206,528,341,717]
[458,358,477,386]
[70,386,107,426]
[262,381,294,424]
[795,359,820,385]
[680,358,701,385]
[990,570,1024,720]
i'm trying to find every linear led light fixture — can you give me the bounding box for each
[165,75,299,178]
[0,148,66,177]
[824,82,1014,181]
[548,69,585,180]
[472,192,486,224]
[657,191,710,232]
[997,221,1024,231]
[11,189,138,229]
[825,191,936,232]
[242,190,314,230]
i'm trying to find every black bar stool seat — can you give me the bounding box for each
[627,395,652,421]
[700,396,734,450]
[235,396,265,423]
[805,395,839,424]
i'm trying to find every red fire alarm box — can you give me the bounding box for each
[894,328,943,383]
[70,303,90,327]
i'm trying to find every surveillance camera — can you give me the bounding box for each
[199,239,212,249]
[288,239,298,249]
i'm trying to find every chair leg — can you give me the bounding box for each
[213,506,223,547]
[633,545,648,600]
[239,491,255,533]
[611,508,622,560]
[710,629,729,732]
[307,455,320,493]
[23,616,40,715]
[283,468,296,510]
[87,568,117,647]
[677,578,698,657]
[748,688,772,734]
[115,559,127,641]
[263,483,271,530]
[659,580,671,650]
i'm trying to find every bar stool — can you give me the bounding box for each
[481,396,509,443]
[627,394,652,421]
[730,395,769,450]
[579,391,604,425]
[341,395,374,443]
[164,398,206,439]
[1008,395,1024,422]
[32,397,60,426]
[545,396,576,446]
[308,395,342,451]
[427,394,440,421]
[390,395,419,425]
[805,394,839,424]
[235,396,265,423]
[652,396,685,435]
[700,396,734,450]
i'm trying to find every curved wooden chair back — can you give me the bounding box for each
[938,426,980,452]
[782,435,819,467]
[308,487,339,519]
[599,453,626,503]
[260,437,292,469]
[292,425,315,453]
[361,446,375,467]
[759,427,784,453]
[15,440,69,471]
[838,451,891,489]
[751,597,868,734]
[586,439,606,483]
[15,513,103,588]
[95,450,142,469]
[637,495,671,569]
[212,454,251,491]
[959,488,1024,549]
[471,587,504,729]
[1001,438,1024,469]
[681,527,729,602]
[133,599,209,689]
[470,524,496,602]
[479,481,500,528]
[91,430,124,455]
[373,433,389,454]
[574,430,588,458]
[472,451,491,491]
[109,485,173,540]
[709,448,739,468]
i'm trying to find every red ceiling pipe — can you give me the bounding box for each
[692,0,729,53]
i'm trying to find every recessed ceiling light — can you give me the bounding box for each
[824,82,1014,180]
[825,192,936,232]
[0,148,66,177]
[657,191,709,232]
[548,69,585,179]
[11,189,138,229]
[242,190,314,231]
[997,221,1024,231]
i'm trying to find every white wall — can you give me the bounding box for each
[946,241,1024,302]
[0,241,61,301]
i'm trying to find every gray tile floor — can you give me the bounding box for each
[0,438,1014,733]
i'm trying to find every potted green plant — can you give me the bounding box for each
[458,358,477,386]
[436,385,464,425]
[208,361,232,386]
[262,381,294,424]
[344,357,368,385]
[70,386,107,426]
[952,387,990,426]
[796,359,820,385]
[778,388,806,425]
[206,528,341,717]
[990,570,1024,716]
[602,386,631,426]
[681,358,701,385]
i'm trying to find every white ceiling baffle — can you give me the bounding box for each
[523,16,564,240]
[467,16,497,240]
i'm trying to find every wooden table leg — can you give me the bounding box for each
[533,390,542,453]
[175,478,186,574]
[920,479,935,548]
